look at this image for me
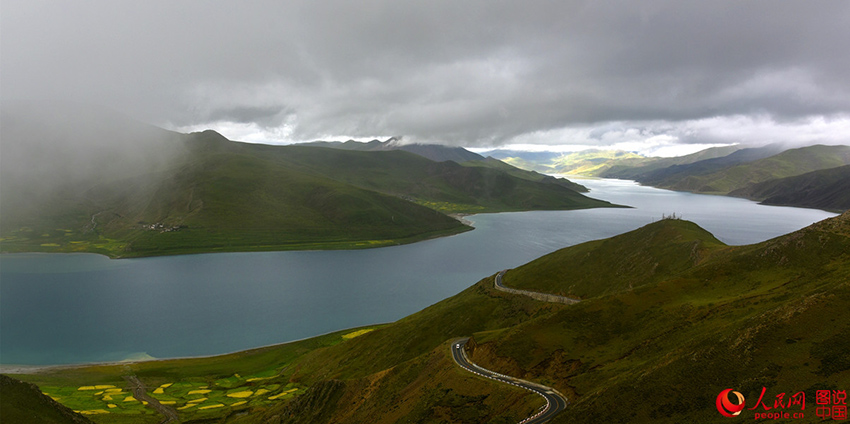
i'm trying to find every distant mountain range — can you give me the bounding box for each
[0,106,614,258]
[487,143,850,212]
[303,137,486,163]
[14,212,850,423]
[484,146,742,177]
[631,144,850,194]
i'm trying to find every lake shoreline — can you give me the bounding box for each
[0,323,391,373]
[0,203,626,260]
[1,178,835,366]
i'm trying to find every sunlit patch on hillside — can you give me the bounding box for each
[342,328,375,339]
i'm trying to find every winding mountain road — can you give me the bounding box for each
[494,270,580,304]
[451,338,568,424]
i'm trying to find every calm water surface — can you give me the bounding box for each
[0,179,835,365]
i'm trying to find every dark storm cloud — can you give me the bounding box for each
[2,0,848,148]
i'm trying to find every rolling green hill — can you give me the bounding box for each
[600,145,742,179]
[242,141,609,214]
[0,110,615,258]
[603,143,784,183]
[500,218,725,298]
[475,213,850,423]
[729,164,850,212]
[12,212,849,423]
[638,144,850,194]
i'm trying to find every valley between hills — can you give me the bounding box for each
[4,212,849,423]
[489,143,850,213]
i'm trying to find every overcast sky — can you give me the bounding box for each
[2,1,849,156]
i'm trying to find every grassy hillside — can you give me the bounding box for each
[624,143,788,188]
[0,375,95,424]
[1,132,471,257]
[729,164,850,212]
[600,145,741,179]
[501,219,725,298]
[640,144,850,194]
[1,111,616,257]
[475,213,850,423]
[240,142,614,214]
[462,157,590,192]
[13,213,849,423]
[6,327,384,424]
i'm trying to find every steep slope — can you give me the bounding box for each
[501,219,725,298]
[398,143,485,163]
[0,374,95,424]
[640,144,850,194]
[729,164,850,212]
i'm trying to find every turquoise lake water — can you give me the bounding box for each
[0,179,835,365]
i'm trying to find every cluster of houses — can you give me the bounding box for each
[139,222,186,233]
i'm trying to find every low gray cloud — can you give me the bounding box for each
[2,0,848,150]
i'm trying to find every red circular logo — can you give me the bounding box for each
[716,389,746,417]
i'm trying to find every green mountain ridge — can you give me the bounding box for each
[11,212,849,423]
[485,146,741,177]
[0,111,615,258]
[600,145,744,179]
[729,164,850,212]
[613,143,788,185]
[638,144,850,194]
[501,219,726,299]
[1,132,472,257]
[493,143,850,212]
[303,137,486,163]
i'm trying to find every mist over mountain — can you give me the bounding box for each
[303,137,486,163]
[0,105,614,258]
